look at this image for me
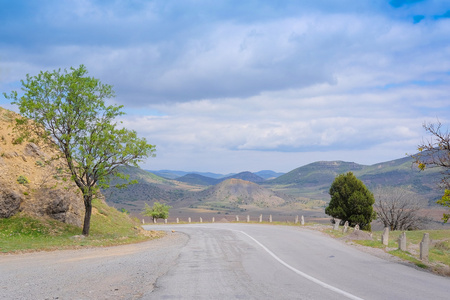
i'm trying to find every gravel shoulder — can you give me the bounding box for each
[0,232,188,300]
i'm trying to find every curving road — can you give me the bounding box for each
[144,224,450,299]
[1,223,449,299]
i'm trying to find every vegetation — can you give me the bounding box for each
[354,229,450,274]
[414,121,450,222]
[437,190,450,223]
[373,187,426,230]
[119,208,130,215]
[325,172,376,230]
[17,175,29,185]
[0,198,163,253]
[4,65,156,235]
[142,201,171,222]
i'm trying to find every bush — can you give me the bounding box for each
[17,175,29,185]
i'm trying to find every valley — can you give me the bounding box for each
[103,156,448,228]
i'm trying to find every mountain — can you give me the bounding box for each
[104,154,445,215]
[148,170,228,179]
[269,161,364,186]
[103,166,204,213]
[176,173,220,186]
[265,158,442,203]
[147,170,190,179]
[221,171,265,183]
[254,170,285,179]
[179,178,291,211]
[354,156,442,203]
[148,169,284,180]
[103,167,297,214]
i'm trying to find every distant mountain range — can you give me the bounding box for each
[104,154,444,215]
[147,170,227,180]
[178,178,292,212]
[176,171,266,186]
[149,169,284,180]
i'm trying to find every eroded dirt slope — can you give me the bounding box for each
[0,106,84,226]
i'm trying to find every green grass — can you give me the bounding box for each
[0,198,163,253]
[353,229,450,274]
[355,239,387,249]
[317,224,450,275]
[388,249,428,269]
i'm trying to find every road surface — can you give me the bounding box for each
[1,223,449,299]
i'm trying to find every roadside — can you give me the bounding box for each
[0,198,164,253]
[3,208,449,280]
[305,223,450,277]
[0,231,188,300]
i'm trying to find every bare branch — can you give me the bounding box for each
[374,187,427,230]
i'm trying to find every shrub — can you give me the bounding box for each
[17,175,29,185]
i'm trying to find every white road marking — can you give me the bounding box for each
[236,230,364,300]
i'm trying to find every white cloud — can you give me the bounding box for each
[2,0,450,173]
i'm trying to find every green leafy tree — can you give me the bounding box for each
[4,65,156,235]
[142,202,171,222]
[414,121,450,222]
[437,190,450,223]
[325,172,376,230]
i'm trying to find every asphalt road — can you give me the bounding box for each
[1,223,449,299]
[143,224,450,299]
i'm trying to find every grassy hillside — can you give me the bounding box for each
[0,197,161,253]
[354,157,443,205]
[176,173,220,186]
[264,161,365,200]
[221,171,265,183]
[177,171,267,186]
[269,161,365,185]
[103,156,445,219]
[103,166,205,213]
[265,158,443,204]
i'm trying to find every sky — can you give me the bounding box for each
[1,0,450,174]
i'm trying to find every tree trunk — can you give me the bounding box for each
[82,195,93,236]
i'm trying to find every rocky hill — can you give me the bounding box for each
[0,107,84,226]
[176,178,290,211]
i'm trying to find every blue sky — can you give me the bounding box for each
[1,0,450,173]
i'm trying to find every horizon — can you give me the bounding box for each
[148,153,414,175]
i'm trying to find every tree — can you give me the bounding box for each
[414,121,450,222]
[373,187,426,230]
[142,202,171,222]
[325,172,376,230]
[437,190,450,223]
[119,208,130,215]
[4,65,156,235]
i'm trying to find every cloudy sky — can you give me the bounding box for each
[1,0,449,174]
